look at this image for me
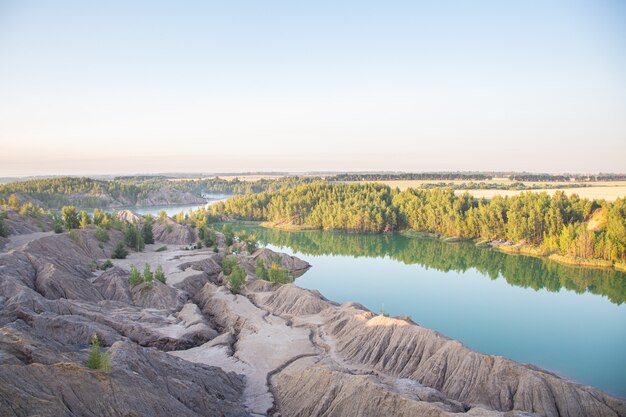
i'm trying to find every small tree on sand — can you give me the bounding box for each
[155,264,166,283]
[86,334,102,369]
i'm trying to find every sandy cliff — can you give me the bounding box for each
[0,221,624,417]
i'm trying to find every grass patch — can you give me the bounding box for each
[548,254,613,269]
[260,221,319,231]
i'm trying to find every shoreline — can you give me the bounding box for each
[1,225,625,415]
[254,222,626,272]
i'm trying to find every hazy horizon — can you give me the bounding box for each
[2,1,625,176]
[2,168,626,181]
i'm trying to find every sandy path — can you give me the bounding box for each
[5,231,55,250]
[171,285,319,416]
[108,243,318,415]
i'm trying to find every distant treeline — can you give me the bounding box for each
[330,173,493,181]
[0,176,322,209]
[210,183,626,264]
[510,173,626,182]
[417,182,591,190]
[0,177,158,208]
[329,172,626,182]
[171,176,321,195]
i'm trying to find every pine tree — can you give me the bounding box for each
[102,351,111,373]
[129,265,142,286]
[155,264,166,283]
[112,241,128,259]
[61,206,80,229]
[86,334,102,369]
[79,210,91,229]
[143,263,153,283]
[255,258,268,279]
[228,265,246,294]
[142,216,154,244]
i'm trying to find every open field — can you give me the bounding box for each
[350,180,626,201]
[456,187,626,202]
[355,179,626,189]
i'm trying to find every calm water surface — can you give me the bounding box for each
[241,226,626,398]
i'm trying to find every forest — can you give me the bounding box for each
[0,176,321,208]
[210,183,626,265]
[0,177,165,208]
[169,176,320,195]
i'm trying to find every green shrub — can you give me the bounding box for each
[236,230,258,253]
[95,226,109,242]
[203,228,217,247]
[93,208,105,226]
[267,263,289,284]
[155,264,166,283]
[142,216,154,244]
[124,223,144,252]
[79,210,91,229]
[221,256,238,276]
[68,229,82,245]
[143,263,153,283]
[61,206,80,230]
[102,351,111,373]
[101,259,113,270]
[7,194,20,209]
[86,334,102,369]
[228,265,246,294]
[255,259,268,279]
[129,265,142,286]
[223,224,234,246]
[0,212,8,238]
[86,334,110,372]
[53,217,64,233]
[112,241,128,259]
[155,245,167,252]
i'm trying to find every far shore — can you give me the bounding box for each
[245,221,626,272]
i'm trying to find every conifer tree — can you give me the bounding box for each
[155,264,166,283]
[129,265,142,286]
[86,334,102,369]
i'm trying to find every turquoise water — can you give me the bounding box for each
[242,226,626,398]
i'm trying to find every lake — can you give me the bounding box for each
[238,225,626,398]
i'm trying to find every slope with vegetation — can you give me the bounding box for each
[0,177,204,209]
[210,183,626,268]
[0,176,323,209]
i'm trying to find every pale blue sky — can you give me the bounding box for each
[1,1,625,175]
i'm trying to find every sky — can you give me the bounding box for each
[0,0,625,176]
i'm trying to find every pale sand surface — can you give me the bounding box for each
[349,179,626,201]
[171,286,317,416]
[8,229,622,417]
[104,242,317,416]
[358,179,626,190]
[5,231,55,250]
[456,186,626,201]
